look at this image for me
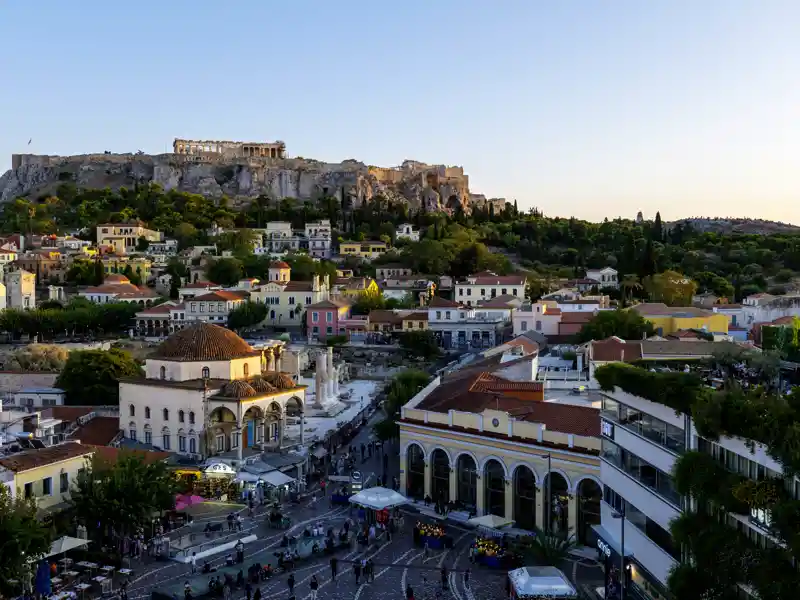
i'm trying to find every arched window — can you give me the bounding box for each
[160,366,166,380]
[129,404,135,417]
[202,366,210,379]
[128,422,137,441]
[163,408,169,421]
[144,424,152,445]
[189,411,195,425]
[145,406,151,419]
[178,429,187,452]
[162,427,171,450]
[179,410,185,423]
[189,437,197,454]
[243,363,250,377]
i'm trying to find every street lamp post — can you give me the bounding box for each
[539,453,551,534]
[612,506,626,600]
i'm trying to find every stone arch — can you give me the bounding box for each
[427,445,452,467]
[285,396,303,416]
[479,454,509,478]
[429,448,452,504]
[543,470,571,535]
[452,449,478,469]
[483,458,507,517]
[512,464,537,530]
[509,461,540,485]
[543,467,573,492]
[209,406,237,424]
[406,443,426,500]
[572,474,602,494]
[244,405,264,420]
[455,451,479,510]
[401,440,427,461]
[576,476,603,546]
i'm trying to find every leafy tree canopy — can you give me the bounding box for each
[0,486,52,596]
[56,348,142,405]
[577,309,655,342]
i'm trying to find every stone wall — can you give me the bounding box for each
[0,371,59,395]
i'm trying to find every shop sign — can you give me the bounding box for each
[601,419,614,439]
[597,538,612,558]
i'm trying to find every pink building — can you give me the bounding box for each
[306,298,353,341]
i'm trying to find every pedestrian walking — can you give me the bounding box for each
[405,584,414,600]
[309,575,319,599]
[464,568,470,588]
[253,589,261,600]
[441,566,448,591]
[245,582,252,600]
[353,561,362,584]
[423,539,429,559]
[330,556,338,580]
[190,552,197,574]
[287,573,295,595]
[367,558,375,582]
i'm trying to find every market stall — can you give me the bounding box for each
[414,521,448,549]
[507,566,578,599]
[468,514,514,538]
[349,486,408,523]
[472,536,519,569]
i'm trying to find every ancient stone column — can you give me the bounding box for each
[314,354,326,408]
[327,347,335,398]
[267,348,276,372]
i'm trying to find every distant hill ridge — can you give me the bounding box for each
[666,217,800,235]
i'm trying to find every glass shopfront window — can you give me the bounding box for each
[603,485,680,561]
[601,395,685,453]
[601,439,680,506]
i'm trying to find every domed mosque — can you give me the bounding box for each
[118,322,305,461]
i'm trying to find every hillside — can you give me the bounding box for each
[667,217,800,235]
[0,152,506,214]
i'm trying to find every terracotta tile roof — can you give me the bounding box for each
[308,298,350,309]
[560,311,595,324]
[153,323,258,361]
[428,296,461,308]
[270,261,290,269]
[369,310,403,324]
[192,290,248,301]
[413,369,598,437]
[477,295,520,308]
[504,337,540,355]
[83,283,153,295]
[403,312,429,321]
[588,338,643,363]
[669,329,705,339]
[284,281,314,292]
[182,282,218,289]
[42,406,95,422]
[91,446,172,465]
[0,442,94,473]
[545,307,562,316]
[71,417,120,446]
[137,302,181,316]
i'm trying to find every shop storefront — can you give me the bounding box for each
[592,525,670,600]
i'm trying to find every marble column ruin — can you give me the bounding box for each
[314,353,327,408]
[327,347,336,398]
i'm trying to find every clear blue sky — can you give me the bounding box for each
[2,1,799,223]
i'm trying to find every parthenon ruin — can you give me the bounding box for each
[173,138,286,159]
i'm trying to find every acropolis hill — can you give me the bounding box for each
[0,138,506,213]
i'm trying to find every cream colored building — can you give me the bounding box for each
[97,223,162,255]
[5,269,35,309]
[0,442,94,513]
[399,352,602,544]
[119,323,306,463]
[249,263,330,328]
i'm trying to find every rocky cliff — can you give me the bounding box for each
[0,153,492,213]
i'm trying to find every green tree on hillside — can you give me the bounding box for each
[0,486,52,597]
[373,370,432,441]
[577,310,655,342]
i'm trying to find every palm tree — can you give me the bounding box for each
[621,274,641,307]
[512,528,577,567]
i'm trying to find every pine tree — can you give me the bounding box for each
[653,211,664,242]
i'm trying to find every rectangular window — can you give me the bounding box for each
[312,312,319,322]
[446,311,451,320]
[179,436,186,452]
[436,311,442,320]
[162,434,171,450]
[458,289,463,296]
[604,394,685,453]
[327,326,333,334]
[602,438,680,506]
[521,321,528,331]
[42,477,52,496]
[144,430,152,445]
[129,428,137,441]
[535,320,542,331]
[289,297,295,305]
[60,473,69,493]
[24,482,33,498]
[467,289,472,296]
[326,312,332,322]
[480,289,485,296]
[312,326,319,334]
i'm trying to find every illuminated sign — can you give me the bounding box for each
[601,419,614,439]
[597,539,612,558]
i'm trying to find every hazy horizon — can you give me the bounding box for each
[1,1,798,223]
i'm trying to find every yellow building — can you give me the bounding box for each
[0,442,94,513]
[402,311,429,331]
[97,222,162,255]
[399,351,602,543]
[339,241,388,260]
[630,303,729,335]
[102,255,153,281]
[334,277,380,299]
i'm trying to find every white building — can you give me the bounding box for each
[304,220,333,258]
[120,323,306,461]
[9,388,66,408]
[586,267,619,290]
[147,239,179,255]
[742,293,800,329]
[426,296,508,349]
[594,359,789,600]
[178,281,222,301]
[454,271,527,306]
[513,301,562,337]
[262,220,333,258]
[183,290,248,325]
[395,223,420,242]
[249,263,330,328]
[5,269,35,309]
[79,274,159,305]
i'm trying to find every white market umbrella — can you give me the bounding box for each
[348,486,409,510]
[44,536,90,559]
[468,514,514,529]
